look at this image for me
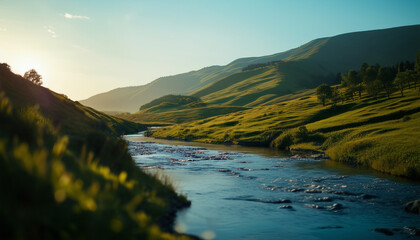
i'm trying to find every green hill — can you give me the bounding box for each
[192,60,334,107]
[81,25,420,112]
[0,64,191,239]
[140,94,206,113]
[191,25,420,107]
[0,64,144,137]
[123,106,249,125]
[79,53,294,112]
[151,87,420,179]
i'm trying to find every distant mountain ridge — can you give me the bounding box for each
[81,24,420,112]
[81,50,296,112]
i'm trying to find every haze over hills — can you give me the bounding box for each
[81,24,420,112]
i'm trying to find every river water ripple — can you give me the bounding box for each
[125,133,420,240]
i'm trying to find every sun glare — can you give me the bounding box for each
[13,56,48,77]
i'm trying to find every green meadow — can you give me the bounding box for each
[124,105,248,125]
[152,88,420,179]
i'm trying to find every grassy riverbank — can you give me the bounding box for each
[0,65,192,239]
[152,88,420,179]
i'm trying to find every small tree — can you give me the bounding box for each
[316,84,332,106]
[331,86,341,106]
[361,65,377,85]
[394,71,408,97]
[23,69,43,86]
[343,70,362,98]
[365,79,382,99]
[377,67,395,98]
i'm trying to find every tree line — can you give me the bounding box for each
[317,50,420,106]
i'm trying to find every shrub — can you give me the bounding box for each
[271,133,293,149]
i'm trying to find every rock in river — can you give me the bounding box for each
[405,200,420,214]
[373,228,394,236]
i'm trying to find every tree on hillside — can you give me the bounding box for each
[342,70,362,98]
[394,71,409,96]
[0,63,10,70]
[377,67,395,98]
[331,86,341,106]
[316,84,332,106]
[360,63,369,76]
[361,66,378,95]
[23,69,43,86]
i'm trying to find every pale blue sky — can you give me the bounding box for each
[0,0,419,100]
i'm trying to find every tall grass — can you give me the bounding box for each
[0,94,191,239]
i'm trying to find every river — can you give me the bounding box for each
[125,133,420,240]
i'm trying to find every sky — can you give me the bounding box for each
[0,0,419,100]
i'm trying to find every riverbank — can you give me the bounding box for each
[151,88,420,179]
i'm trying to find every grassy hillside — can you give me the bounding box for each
[152,88,420,179]
[122,106,248,125]
[302,24,420,72]
[0,65,144,137]
[192,60,334,107]
[79,50,293,112]
[0,64,192,239]
[140,95,206,113]
[191,25,420,107]
[81,24,420,112]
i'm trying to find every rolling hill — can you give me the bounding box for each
[191,24,420,107]
[192,60,335,107]
[139,94,206,113]
[81,24,420,112]
[80,51,295,112]
[123,106,249,125]
[0,64,144,136]
[151,87,420,179]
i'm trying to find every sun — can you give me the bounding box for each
[13,55,48,78]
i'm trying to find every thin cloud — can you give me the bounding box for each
[64,13,90,20]
[0,27,6,32]
[45,26,57,38]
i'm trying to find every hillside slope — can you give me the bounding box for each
[81,24,420,112]
[192,60,333,107]
[139,94,206,113]
[80,50,295,112]
[123,106,249,125]
[152,88,420,179]
[0,64,191,239]
[191,25,420,107]
[0,65,144,136]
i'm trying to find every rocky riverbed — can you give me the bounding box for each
[126,133,420,240]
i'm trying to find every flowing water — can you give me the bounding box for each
[125,133,420,240]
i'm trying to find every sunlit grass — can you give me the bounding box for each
[123,106,248,124]
[152,88,420,178]
[0,65,191,239]
[0,95,191,239]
